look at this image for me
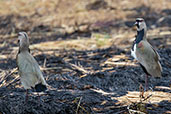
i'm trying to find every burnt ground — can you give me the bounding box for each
[0,0,171,114]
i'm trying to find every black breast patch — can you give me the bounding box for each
[135,29,144,44]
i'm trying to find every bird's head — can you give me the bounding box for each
[18,32,29,48]
[134,18,147,31]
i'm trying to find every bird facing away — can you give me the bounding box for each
[131,18,162,90]
[16,32,47,101]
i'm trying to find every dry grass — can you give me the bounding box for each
[0,0,170,27]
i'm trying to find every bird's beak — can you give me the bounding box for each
[132,22,137,30]
[134,21,138,26]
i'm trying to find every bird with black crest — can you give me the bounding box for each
[131,18,162,90]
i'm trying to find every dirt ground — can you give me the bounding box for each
[0,0,171,114]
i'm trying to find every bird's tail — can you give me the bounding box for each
[35,83,47,92]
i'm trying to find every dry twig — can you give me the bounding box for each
[76,97,83,114]
[63,60,90,75]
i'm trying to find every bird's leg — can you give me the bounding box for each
[145,75,148,91]
[37,92,42,106]
[139,84,144,99]
[25,89,29,103]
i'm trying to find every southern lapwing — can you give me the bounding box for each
[131,18,162,90]
[16,32,47,102]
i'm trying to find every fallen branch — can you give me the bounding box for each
[69,63,89,74]
[63,60,90,75]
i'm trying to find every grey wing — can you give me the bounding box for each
[135,42,156,67]
[151,46,161,61]
[31,56,47,85]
